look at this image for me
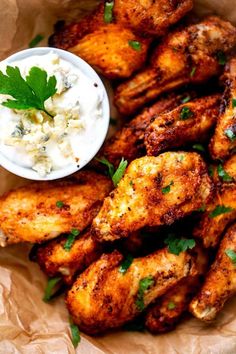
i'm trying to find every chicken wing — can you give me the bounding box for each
[209,58,236,160]
[33,229,102,285]
[113,0,193,36]
[194,156,236,248]
[145,94,220,156]
[92,152,212,242]
[49,2,150,79]
[0,171,112,246]
[115,16,236,115]
[66,248,196,334]
[145,245,208,333]
[96,92,195,167]
[190,223,236,322]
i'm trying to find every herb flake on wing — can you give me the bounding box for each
[217,164,233,182]
[179,106,193,120]
[104,1,114,23]
[164,234,196,255]
[64,228,80,251]
[136,276,154,311]
[225,249,236,265]
[0,66,57,117]
[209,205,234,218]
[119,254,134,274]
[128,40,142,51]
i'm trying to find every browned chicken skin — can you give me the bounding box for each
[194,155,236,249]
[209,58,236,160]
[96,92,195,167]
[49,2,150,79]
[92,152,212,242]
[0,171,112,246]
[113,0,193,36]
[145,94,220,156]
[190,223,236,322]
[34,229,102,285]
[145,245,208,333]
[66,248,196,334]
[115,16,236,115]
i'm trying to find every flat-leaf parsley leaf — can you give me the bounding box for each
[164,234,196,255]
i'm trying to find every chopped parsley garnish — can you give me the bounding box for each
[180,106,193,120]
[0,66,56,117]
[232,98,236,108]
[56,200,64,208]
[168,301,176,310]
[119,254,134,274]
[216,51,227,65]
[104,1,114,23]
[128,40,142,51]
[209,205,234,218]
[217,164,233,182]
[43,276,62,302]
[69,319,81,348]
[178,155,184,162]
[224,128,236,141]
[29,34,44,48]
[161,180,174,194]
[192,144,205,152]
[136,276,154,311]
[181,95,191,104]
[64,228,80,251]
[197,204,206,212]
[164,234,196,255]
[96,157,115,178]
[208,165,214,177]
[129,180,134,187]
[190,67,196,77]
[225,249,236,265]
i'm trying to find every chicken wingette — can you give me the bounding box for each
[193,155,236,249]
[66,248,196,334]
[190,223,236,322]
[34,229,102,285]
[49,2,150,79]
[113,0,193,36]
[96,92,196,167]
[145,245,208,333]
[209,58,236,160]
[145,94,220,156]
[0,171,112,246]
[115,16,236,115]
[92,152,212,242]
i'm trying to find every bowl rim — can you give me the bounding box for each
[0,47,110,181]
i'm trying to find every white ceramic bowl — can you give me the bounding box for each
[0,47,110,180]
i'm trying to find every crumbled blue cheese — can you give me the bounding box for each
[0,52,104,177]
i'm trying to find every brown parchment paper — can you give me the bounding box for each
[0,1,236,353]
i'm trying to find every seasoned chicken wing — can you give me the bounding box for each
[0,171,112,246]
[49,2,150,79]
[194,156,236,248]
[190,223,236,322]
[66,248,196,334]
[145,245,208,333]
[113,0,193,36]
[209,58,236,160]
[92,152,212,242]
[96,92,195,167]
[115,16,236,115]
[145,94,220,156]
[33,229,102,285]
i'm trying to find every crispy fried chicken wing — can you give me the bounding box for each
[145,245,208,333]
[34,229,102,285]
[115,16,236,115]
[145,94,220,156]
[0,171,112,246]
[49,2,150,79]
[92,152,212,242]
[209,58,236,160]
[190,223,236,322]
[113,0,193,36]
[194,156,236,248]
[66,248,196,334]
[96,92,194,167]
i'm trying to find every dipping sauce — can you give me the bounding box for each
[0,52,104,177]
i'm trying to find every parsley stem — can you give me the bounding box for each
[43,108,54,118]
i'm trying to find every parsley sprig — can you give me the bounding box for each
[136,276,154,311]
[96,157,128,187]
[69,318,81,348]
[0,66,57,118]
[64,229,80,251]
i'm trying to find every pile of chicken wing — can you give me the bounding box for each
[1,0,236,336]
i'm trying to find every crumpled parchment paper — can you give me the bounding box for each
[0,1,236,353]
